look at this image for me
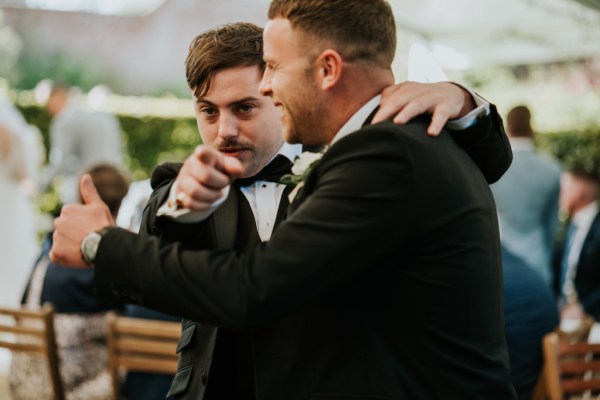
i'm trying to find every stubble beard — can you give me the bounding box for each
[283,93,329,146]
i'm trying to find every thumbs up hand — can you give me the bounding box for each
[50,174,115,268]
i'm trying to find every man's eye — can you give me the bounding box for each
[237,105,254,114]
[201,108,217,117]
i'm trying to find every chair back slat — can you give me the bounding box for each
[543,331,600,400]
[115,337,178,356]
[561,359,600,374]
[112,318,181,340]
[563,379,600,394]
[558,341,600,354]
[117,355,179,375]
[0,324,47,337]
[106,312,180,400]
[0,304,65,400]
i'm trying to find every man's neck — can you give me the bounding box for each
[324,67,394,144]
[331,95,381,145]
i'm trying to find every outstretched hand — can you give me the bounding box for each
[49,174,114,267]
[372,81,476,136]
[173,146,244,212]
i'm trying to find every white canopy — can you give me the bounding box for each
[389,0,600,69]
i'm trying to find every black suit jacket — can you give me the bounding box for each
[553,210,600,320]
[94,111,515,399]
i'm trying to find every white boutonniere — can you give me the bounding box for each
[281,149,326,203]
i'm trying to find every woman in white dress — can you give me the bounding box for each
[0,97,41,307]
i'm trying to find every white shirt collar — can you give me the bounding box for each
[572,200,599,229]
[509,137,535,152]
[275,141,302,163]
[331,95,381,145]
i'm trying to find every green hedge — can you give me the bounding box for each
[17,105,201,180]
[537,129,600,181]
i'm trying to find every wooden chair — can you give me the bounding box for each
[106,312,181,400]
[530,370,548,400]
[542,331,600,400]
[0,304,64,400]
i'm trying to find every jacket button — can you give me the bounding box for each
[201,372,208,385]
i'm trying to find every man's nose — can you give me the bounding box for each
[217,113,239,140]
[259,69,273,97]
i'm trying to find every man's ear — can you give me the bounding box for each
[317,49,343,91]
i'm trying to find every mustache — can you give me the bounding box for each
[216,139,253,151]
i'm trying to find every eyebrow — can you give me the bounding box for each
[196,96,260,108]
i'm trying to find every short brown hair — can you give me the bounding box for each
[506,105,533,138]
[82,164,129,218]
[268,0,396,68]
[185,22,264,98]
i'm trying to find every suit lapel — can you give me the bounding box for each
[211,188,239,249]
[274,185,294,228]
[582,212,600,256]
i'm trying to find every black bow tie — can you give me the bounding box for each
[233,154,293,187]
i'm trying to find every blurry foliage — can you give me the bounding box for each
[13,52,111,91]
[17,105,200,180]
[449,58,600,133]
[537,129,600,181]
[119,114,200,180]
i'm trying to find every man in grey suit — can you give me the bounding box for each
[42,82,124,204]
[491,105,562,284]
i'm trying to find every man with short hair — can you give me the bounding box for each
[553,169,600,322]
[491,104,562,284]
[42,82,124,204]
[52,4,516,398]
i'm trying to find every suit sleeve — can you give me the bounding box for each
[139,180,172,236]
[139,162,214,245]
[450,104,512,184]
[93,127,418,330]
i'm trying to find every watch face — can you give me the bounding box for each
[82,232,101,265]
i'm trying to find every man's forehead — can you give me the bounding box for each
[195,65,263,104]
[263,18,293,56]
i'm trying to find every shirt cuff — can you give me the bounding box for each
[444,84,490,131]
[156,181,230,223]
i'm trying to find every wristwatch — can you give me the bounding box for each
[81,228,110,267]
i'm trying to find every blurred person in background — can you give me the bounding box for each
[501,246,559,400]
[491,105,562,285]
[552,169,600,324]
[9,163,128,400]
[0,92,44,307]
[115,178,153,233]
[40,81,124,205]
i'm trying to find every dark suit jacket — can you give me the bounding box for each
[502,247,559,400]
[93,111,516,399]
[553,210,600,320]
